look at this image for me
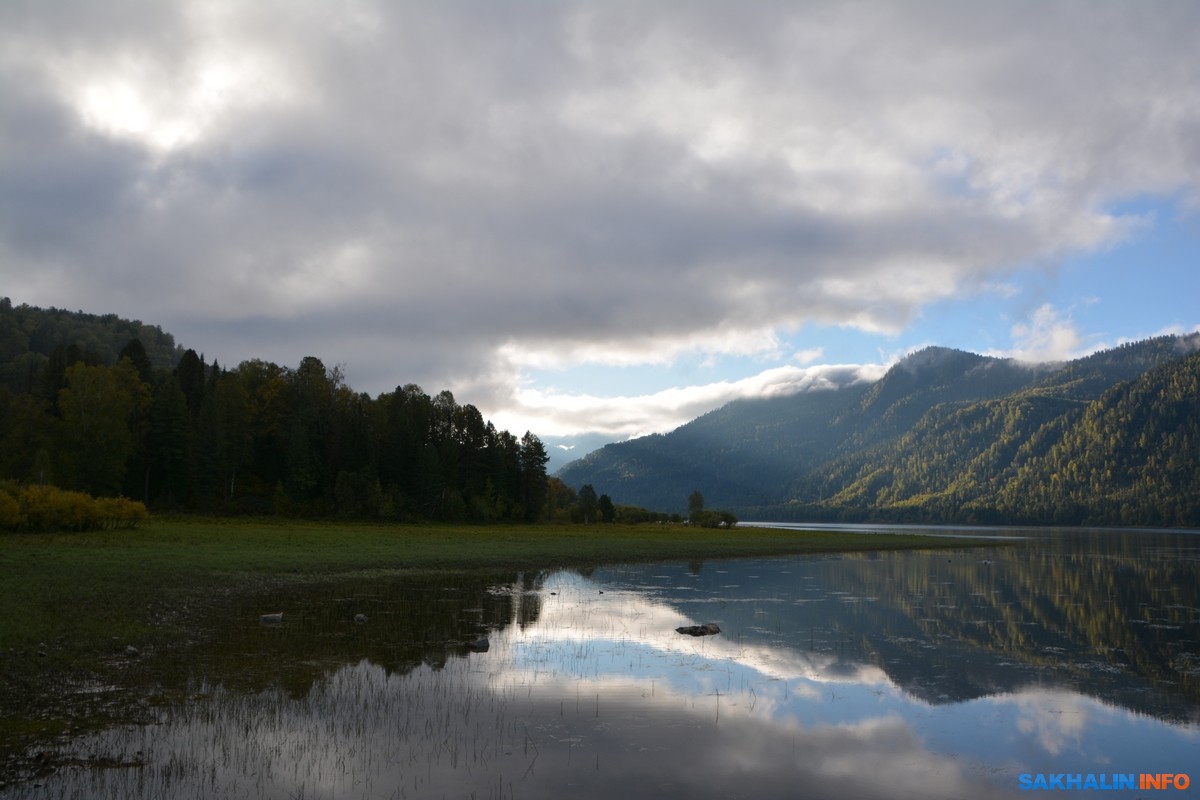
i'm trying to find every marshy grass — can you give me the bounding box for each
[0,516,978,648]
[0,517,984,781]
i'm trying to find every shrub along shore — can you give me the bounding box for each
[0,483,149,532]
[0,517,997,778]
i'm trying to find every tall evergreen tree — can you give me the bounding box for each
[119,338,154,385]
[598,493,615,523]
[151,374,191,507]
[176,349,206,414]
[519,431,550,521]
[688,490,705,523]
[578,484,598,524]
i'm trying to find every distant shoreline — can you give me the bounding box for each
[739,520,1200,537]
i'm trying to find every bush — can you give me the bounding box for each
[95,496,150,529]
[0,484,149,532]
[688,509,739,528]
[0,488,22,528]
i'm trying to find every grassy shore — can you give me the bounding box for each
[0,517,995,771]
[0,517,988,648]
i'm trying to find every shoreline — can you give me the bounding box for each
[0,517,1002,783]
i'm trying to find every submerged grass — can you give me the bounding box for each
[0,518,977,649]
[0,517,985,778]
[0,516,985,653]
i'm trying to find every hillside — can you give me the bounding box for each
[0,301,553,523]
[557,335,1200,526]
[0,298,184,392]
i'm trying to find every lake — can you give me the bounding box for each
[5,527,1199,799]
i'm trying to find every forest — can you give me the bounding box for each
[10,297,1193,529]
[560,336,1200,527]
[0,299,571,523]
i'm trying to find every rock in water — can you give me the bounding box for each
[675,623,721,637]
[467,637,490,653]
[354,613,368,625]
[260,612,283,625]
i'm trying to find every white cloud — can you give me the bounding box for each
[1001,304,1097,363]
[495,324,787,372]
[1012,690,1091,757]
[792,347,825,365]
[1118,323,1200,353]
[1,1,1197,434]
[495,362,886,440]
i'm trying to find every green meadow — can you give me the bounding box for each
[0,517,979,643]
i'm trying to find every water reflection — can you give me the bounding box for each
[7,530,1200,799]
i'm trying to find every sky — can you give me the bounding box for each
[2,1,1199,471]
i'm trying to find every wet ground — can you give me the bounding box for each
[4,528,1198,798]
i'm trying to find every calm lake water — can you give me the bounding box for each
[6,527,1200,799]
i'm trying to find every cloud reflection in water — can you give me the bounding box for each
[12,543,1200,800]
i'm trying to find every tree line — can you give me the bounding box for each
[0,334,561,521]
[0,297,183,387]
[0,301,727,527]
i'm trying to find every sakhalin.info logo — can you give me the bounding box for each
[1018,773,1191,791]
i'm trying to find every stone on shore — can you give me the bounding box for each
[675,623,721,637]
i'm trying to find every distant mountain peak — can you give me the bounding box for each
[894,346,987,372]
[557,333,1200,525]
[858,346,1021,418]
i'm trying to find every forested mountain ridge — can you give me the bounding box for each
[0,300,557,521]
[6,300,1196,526]
[558,335,1200,526]
[0,298,184,392]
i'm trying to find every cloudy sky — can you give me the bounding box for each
[3,1,1198,467]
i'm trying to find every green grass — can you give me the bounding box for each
[0,517,990,770]
[0,517,986,651]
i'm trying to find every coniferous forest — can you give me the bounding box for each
[5,298,1199,528]
[560,335,1200,527]
[0,299,562,522]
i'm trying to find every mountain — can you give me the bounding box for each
[0,298,184,392]
[557,335,1200,526]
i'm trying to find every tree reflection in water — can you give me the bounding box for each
[8,529,1199,799]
